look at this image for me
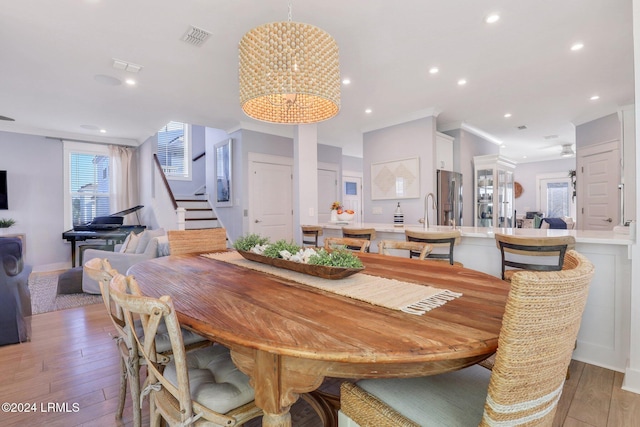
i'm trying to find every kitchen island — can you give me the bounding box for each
[315,223,633,373]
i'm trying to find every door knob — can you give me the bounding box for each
[603,218,613,223]
[254,219,262,223]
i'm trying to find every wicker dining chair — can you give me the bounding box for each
[377,240,433,260]
[494,233,576,281]
[109,274,263,427]
[84,258,210,427]
[405,229,463,266]
[339,250,594,427]
[167,227,227,255]
[324,237,370,253]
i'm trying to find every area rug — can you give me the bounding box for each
[28,270,103,315]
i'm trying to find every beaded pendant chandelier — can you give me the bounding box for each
[239,3,340,124]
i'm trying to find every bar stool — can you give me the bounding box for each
[494,233,576,281]
[324,237,370,253]
[342,227,376,252]
[405,229,463,266]
[301,225,323,247]
[377,240,433,260]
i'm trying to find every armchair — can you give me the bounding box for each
[81,229,166,294]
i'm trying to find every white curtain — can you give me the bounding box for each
[109,145,138,224]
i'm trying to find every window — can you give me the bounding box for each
[63,141,111,228]
[157,121,191,180]
[537,173,576,219]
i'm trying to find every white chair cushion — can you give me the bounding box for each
[163,344,255,414]
[355,364,491,426]
[132,319,206,354]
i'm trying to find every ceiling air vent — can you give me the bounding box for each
[182,26,212,46]
[517,125,528,130]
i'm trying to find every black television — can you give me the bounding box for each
[0,170,8,210]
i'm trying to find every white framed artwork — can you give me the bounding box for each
[371,157,420,200]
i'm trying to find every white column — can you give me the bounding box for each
[623,0,640,394]
[293,124,319,244]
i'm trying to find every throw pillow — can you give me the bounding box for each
[135,228,165,254]
[119,231,140,254]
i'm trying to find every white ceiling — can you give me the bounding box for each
[0,0,634,162]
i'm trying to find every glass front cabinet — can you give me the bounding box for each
[473,154,517,228]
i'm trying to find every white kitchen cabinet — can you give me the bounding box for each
[435,132,454,170]
[473,154,516,228]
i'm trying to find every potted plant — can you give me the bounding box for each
[0,218,16,235]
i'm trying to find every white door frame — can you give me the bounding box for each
[248,152,293,236]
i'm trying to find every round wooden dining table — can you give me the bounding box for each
[129,251,509,427]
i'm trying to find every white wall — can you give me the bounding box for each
[513,158,576,215]
[363,117,437,225]
[0,131,69,268]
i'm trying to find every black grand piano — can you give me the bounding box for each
[62,205,146,267]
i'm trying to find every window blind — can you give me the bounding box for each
[158,121,188,178]
[70,153,111,225]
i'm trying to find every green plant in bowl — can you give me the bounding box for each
[233,233,270,251]
[308,248,363,268]
[262,240,301,259]
[0,218,16,228]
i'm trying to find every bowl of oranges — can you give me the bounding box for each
[337,209,355,221]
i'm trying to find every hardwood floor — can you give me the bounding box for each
[1,303,639,426]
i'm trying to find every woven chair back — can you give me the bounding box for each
[494,233,576,280]
[481,250,594,426]
[405,229,461,265]
[167,228,227,255]
[84,258,125,330]
[377,240,433,260]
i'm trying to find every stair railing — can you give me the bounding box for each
[153,154,178,210]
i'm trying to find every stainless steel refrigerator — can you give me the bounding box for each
[436,170,463,226]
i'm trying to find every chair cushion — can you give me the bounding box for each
[132,319,206,354]
[353,364,490,426]
[163,344,255,414]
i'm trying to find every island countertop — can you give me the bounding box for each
[314,221,634,374]
[316,223,634,246]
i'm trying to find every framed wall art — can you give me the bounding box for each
[371,157,420,200]
[214,138,233,207]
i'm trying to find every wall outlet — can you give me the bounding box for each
[372,207,383,215]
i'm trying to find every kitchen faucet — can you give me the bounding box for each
[424,193,436,229]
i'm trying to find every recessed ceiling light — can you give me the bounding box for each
[504,113,512,118]
[342,78,351,85]
[429,67,439,74]
[99,129,107,133]
[365,108,372,114]
[125,78,137,86]
[570,42,584,51]
[457,79,467,86]
[485,14,500,24]
[590,95,600,101]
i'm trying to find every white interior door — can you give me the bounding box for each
[250,158,293,241]
[318,166,338,223]
[342,174,363,223]
[578,142,620,230]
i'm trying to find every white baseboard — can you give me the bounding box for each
[623,366,640,394]
[31,262,71,273]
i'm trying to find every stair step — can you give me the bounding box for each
[185,219,219,229]
[185,210,217,220]
[177,200,211,209]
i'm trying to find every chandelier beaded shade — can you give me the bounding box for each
[239,21,340,124]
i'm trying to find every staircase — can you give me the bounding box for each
[175,197,219,230]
